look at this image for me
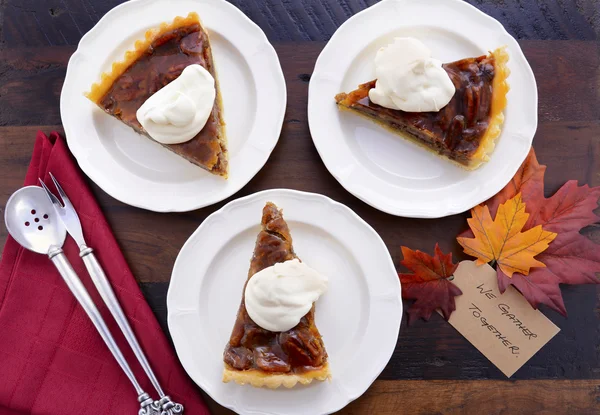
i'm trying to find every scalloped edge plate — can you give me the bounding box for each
[167,189,402,414]
[61,0,285,212]
[308,0,537,218]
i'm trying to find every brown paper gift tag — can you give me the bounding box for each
[447,260,560,377]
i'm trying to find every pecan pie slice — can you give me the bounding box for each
[335,47,509,169]
[223,202,330,388]
[86,13,228,177]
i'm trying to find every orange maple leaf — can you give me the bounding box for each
[458,147,600,315]
[457,193,557,277]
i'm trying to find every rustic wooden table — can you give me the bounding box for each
[1,1,599,413]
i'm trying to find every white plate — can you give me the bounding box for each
[308,0,537,218]
[61,0,285,212]
[167,189,402,415]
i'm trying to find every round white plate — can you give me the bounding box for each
[167,189,402,415]
[308,0,537,218]
[61,0,285,212]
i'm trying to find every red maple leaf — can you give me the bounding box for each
[399,244,462,324]
[459,148,600,315]
[486,148,546,218]
[526,180,600,233]
[497,233,600,314]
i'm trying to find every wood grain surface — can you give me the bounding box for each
[203,379,600,415]
[1,0,598,45]
[1,1,599,414]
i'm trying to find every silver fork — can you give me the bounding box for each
[40,173,183,415]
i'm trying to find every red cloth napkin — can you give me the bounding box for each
[0,132,210,414]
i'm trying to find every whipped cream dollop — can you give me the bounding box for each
[369,37,456,112]
[136,64,215,144]
[244,259,328,332]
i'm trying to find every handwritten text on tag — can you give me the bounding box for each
[447,261,560,377]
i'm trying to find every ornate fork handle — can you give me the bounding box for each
[81,247,184,413]
[48,247,156,415]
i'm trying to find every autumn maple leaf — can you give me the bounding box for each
[485,148,546,218]
[399,244,462,324]
[526,180,600,233]
[497,181,600,314]
[497,232,600,314]
[458,147,600,315]
[458,193,557,277]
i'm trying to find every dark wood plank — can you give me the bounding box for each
[0,46,72,126]
[340,380,600,415]
[0,0,598,46]
[3,120,599,382]
[1,121,599,281]
[524,41,600,123]
[146,379,600,415]
[0,41,599,127]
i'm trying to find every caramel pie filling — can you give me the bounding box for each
[223,204,328,374]
[97,24,226,174]
[336,54,497,165]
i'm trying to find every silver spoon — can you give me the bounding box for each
[4,186,159,415]
[40,174,183,415]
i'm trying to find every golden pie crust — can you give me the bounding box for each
[223,363,331,389]
[469,47,510,168]
[87,13,203,102]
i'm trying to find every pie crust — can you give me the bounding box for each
[222,202,331,389]
[335,47,510,170]
[223,363,331,389]
[86,13,228,177]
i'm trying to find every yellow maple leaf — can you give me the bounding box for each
[457,193,557,277]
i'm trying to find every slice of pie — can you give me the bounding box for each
[223,202,330,388]
[335,47,509,169]
[86,13,228,177]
